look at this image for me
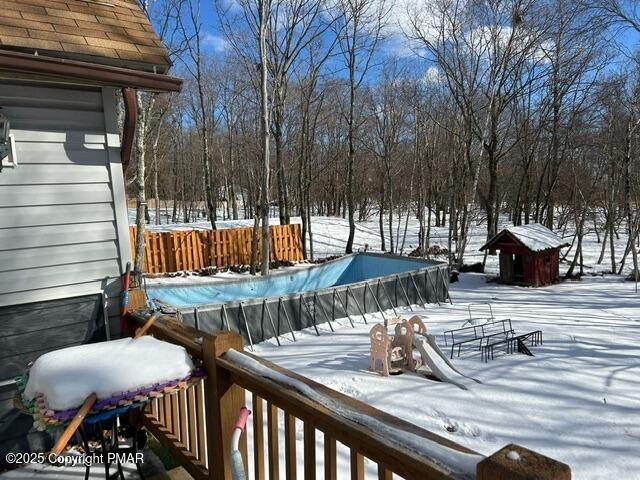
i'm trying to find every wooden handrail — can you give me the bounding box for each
[126,313,572,480]
[217,350,477,480]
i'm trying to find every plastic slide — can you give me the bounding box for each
[413,334,481,390]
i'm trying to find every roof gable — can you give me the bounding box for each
[480,223,569,253]
[0,0,171,74]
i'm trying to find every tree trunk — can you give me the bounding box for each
[133,92,155,273]
[625,119,638,279]
[259,0,271,275]
[229,129,238,220]
[597,219,608,264]
[609,209,616,273]
[307,193,314,260]
[152,122,162,226]
[298,132,308,258]
[250,213,260,275]
[345,60,357,253]
[378,181,386,251]
[171,140,179,223]
[387,169,394,254]
[566,207,585,278]
[274,122,290,225]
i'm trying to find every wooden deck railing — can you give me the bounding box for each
[127,313,572,480]
[126,314,210,480]
[129,224,304,274]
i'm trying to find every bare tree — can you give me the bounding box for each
[267,0,332,225]
[178,0,220,230]
[409,0,490,266]
[332,0,388,253]
[294,39,334,258]
[366,60,411,254]
[533,0,605,230]
[594,0,640,33]
[258,0,274,274]
[132,0,183,272]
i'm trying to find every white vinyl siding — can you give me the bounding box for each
[0,184,115,207]
[0,82,131,326]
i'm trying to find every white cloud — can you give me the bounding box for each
[381,0,445,58]
[203,34,229,53]
[423,64,444,84]
[383,33,415,57]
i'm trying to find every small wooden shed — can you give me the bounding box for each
[480,224,568,287]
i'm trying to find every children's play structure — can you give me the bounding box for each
[369,316,481,389]
[370,311,544,387]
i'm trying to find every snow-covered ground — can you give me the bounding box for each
[131,209,640,477]
[252,274,640,479]
[130,209,635,278]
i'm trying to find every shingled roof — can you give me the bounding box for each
[0,0,171,74]
[480,223,570,253]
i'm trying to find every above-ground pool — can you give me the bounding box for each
[147,253,449,347]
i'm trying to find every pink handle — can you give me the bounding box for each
[234,407,251,431]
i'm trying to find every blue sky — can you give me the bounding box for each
[161,0,640,71]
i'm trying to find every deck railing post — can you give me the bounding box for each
[203,332,246,480]
[477,444,571,480]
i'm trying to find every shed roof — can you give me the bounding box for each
[0,0,171,74]
[479,223,569,253]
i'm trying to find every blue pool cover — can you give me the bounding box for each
[148,253,442,308]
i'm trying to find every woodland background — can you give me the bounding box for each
[126,0,640,277]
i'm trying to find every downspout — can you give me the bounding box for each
[121,87,137,171]
[120,87,137,336]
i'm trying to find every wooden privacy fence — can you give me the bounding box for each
[127,313,572,480]
[129,224,304,274]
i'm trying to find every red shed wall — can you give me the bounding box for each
[490,244,531,255]
[489,238,561,286]
[524,250,560,286]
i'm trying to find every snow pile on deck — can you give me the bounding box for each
[24,336,194,410]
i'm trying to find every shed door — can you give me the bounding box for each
[543,254,553,284]
[499,252,513,282]
[514,254,525,282]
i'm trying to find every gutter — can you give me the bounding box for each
[0,50,182,92]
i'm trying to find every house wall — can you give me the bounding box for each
[0,82,131,378]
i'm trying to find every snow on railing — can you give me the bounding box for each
[127,312,572,480]
[222,349,481,479]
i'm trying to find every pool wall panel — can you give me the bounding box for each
[163,254,450,346]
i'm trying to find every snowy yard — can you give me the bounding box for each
[134,211,640,477]
[252,274,640,479]
[132,211,636,279]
